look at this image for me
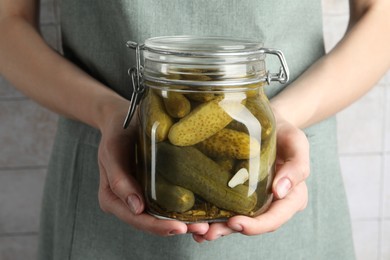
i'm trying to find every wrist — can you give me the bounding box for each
[94,91,129,133]
[270,100,298,128]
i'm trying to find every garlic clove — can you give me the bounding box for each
[228,168,249,188]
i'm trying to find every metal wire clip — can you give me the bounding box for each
[260,48,290,85]
[123,41,145,129]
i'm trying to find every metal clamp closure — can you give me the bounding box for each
[261,48,290,85]
[123,41,145,129]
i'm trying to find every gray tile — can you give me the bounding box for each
[322,0,349,15]
[0,99,58,168]
[386,86,390,152]
[40,24,60,51]
[0,77,25,99]
[351,220,379,260]
[337,86,385,154]
[377,72,389,87]
[322,14,349,52]
[0,234,38,260]
[0,169,46,234]
[384,155,390,218]
[382,220,390,260]
[340,154,382,219]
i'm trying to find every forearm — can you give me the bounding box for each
[271,0,390,128]
[0,16,127,130]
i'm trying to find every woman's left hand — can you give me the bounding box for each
[192,113,310,242]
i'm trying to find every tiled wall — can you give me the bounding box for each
[0,0,388,259]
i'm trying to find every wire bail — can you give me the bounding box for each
[260,48,290,85]
[123,41,145,129]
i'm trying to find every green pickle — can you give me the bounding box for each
[157,143,257,216]
[153,175,195,213]
[137,68,276,222]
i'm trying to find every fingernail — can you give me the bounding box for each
[276,177,292,198]
[127,194,142,214]
[230,223,243,232]
[193,234,205,243]
[216,234,224,238]
[168,230,181,236]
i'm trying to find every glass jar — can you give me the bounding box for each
[124,36,289,223]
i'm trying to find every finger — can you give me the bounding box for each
[202,222,235,241]
[107,199,187,236]
[188,223,210,243]
[192,234,206,243]
[98,157,144,215]
[187,223,209,236]
[228,182,308,235]
[98,165,120,213]
[273,125,310,199]
[99,169,187,236]
[98,123,144,214]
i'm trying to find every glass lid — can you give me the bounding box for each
[144,36,264,56]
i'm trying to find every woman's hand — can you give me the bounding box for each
[193,112,310,242]
[96,103,210,236]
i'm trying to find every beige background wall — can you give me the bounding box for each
[0,0,389,259]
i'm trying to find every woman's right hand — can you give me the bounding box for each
[96,102,209,236]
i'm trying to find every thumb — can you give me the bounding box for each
[98,160,144,215]
[105,163,144,215]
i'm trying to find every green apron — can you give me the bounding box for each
[38,1,355,259]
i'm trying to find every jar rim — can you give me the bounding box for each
[144,36,264,57]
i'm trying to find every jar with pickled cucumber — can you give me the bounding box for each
[124,36,289,223]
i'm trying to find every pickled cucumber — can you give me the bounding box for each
[176,68,213,81]
[154,175,195,213]
[228,91,274,141]
[244,82,266,98]
[168,94,247,146]
[156,142,257,215]
[196,128,261,159]
[186,93,215,102]
[158,91,191,118]
[141,90,173,142]
[236,131,276,183]
[168,96,233,146]
[214,157,236,172]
